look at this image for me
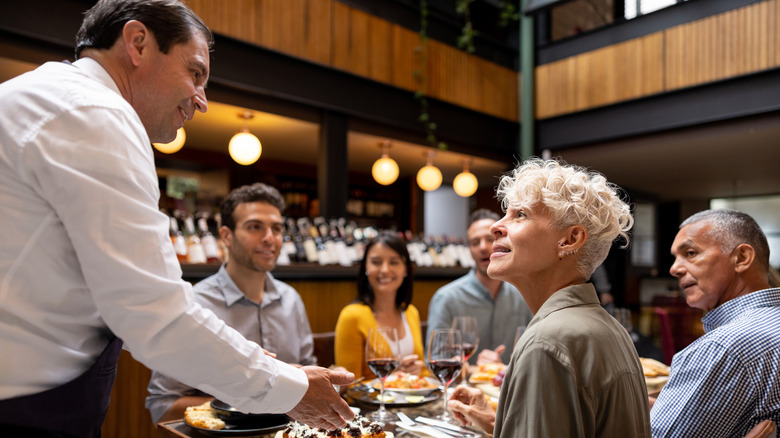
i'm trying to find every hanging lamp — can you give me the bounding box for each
[453,159,478,197]
[152,127,186,154]
[416,150,442,191]
[229,111,262,165]
[371,140,399,185]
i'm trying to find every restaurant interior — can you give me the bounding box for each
[1,0,779,436]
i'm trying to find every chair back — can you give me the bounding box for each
[744,420,777,438]
[312,331,336,367]
[655,307,675,365]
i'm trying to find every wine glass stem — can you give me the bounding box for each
[442,382,449,418]
[379,380,385,414]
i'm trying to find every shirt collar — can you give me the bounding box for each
[71,57,123,98]
[532,283,600,325]
[214,264,282,307]
[701,287,780,332]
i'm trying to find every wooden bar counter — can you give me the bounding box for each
[101,263,469,438]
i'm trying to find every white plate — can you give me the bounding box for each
[370,377,439,395]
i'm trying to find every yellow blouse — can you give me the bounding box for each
[334,303,425,379]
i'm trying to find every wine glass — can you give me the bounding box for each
[451,316,479,381]
[365,327,400,423]
[427,328,463,423]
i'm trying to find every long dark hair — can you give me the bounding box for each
[356,231,413,310]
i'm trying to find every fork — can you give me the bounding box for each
[395,412,459,438]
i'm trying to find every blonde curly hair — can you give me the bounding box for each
[496,158,634,278]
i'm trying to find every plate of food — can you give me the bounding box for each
[275,415,393,438]
[184,400,290,436]
[371,372,439,395]
[347,384,440,408]
[468,363,507,385]
[641,357,670,396]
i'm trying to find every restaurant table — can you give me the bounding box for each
[156,386,487,438]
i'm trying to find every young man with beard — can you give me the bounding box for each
[147,183,317,423]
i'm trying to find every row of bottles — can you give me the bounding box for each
[277,217,476,269]
[165,209,475,269]
[168,210,223,265]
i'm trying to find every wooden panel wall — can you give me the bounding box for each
[186,0,518,121]
[536,0,780,119]
[290,278,450,333]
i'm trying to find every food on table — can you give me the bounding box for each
[184,401,225,430]
[373,371,437,390]
[405,395,424,403]
[468,363,507,384]
[282,415,387,438]
[640,357,670,377]
[376,393,395,403]
[484,394,498,411]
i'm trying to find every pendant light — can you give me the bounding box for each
[371,140,399,185]
[416,150,442,191]
[152,127,186,154]
[229,111,262,166]
[453,159,478,197]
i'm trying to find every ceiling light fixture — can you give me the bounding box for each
[229,111,262,165]
[453,158,478,197]
[416,150,442,192]
[152,127,186,154]
[371,140,399,185]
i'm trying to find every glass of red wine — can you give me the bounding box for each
[365,327,400,423]
[452,316,479,382]
[427,328,463,422]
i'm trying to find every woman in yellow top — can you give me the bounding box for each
[335,231,425,379]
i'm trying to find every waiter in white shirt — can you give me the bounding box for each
[0,1,353,436]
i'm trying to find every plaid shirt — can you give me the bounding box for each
[650,288,780,437]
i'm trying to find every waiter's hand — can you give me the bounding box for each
[287,366,355,430]
[476,345,505,365]
[448,385,496,435]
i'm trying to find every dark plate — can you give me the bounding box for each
[346,385,440,408]
[185,400,289,436]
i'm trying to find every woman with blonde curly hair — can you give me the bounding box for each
[449,158,650,437]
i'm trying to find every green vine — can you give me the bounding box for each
[498,0,521,27]
[416,0,447,151]
[455,0,478,53]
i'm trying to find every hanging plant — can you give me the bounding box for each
[416,0,447,150]
[498,0,521,27]
[455,0,478,53]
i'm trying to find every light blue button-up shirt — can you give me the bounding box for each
[651,288,780,437]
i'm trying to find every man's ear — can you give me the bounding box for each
[121,20,151,66]
[733,243,756,273]
[218,226,232,247]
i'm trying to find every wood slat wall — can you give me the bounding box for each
[186,0,519,121]
[536,0,780,119]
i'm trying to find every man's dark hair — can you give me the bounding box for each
[470,208,500,225]
[220,183,286,230]
[75,0,214,59]
[356,231,413,311]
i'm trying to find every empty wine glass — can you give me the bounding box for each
[451,316,479,381]
[427,328,463,423]
[365,327,400,423]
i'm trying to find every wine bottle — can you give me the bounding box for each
[169,215,188,263]
[198,217,220,264]
[185,216,206,264]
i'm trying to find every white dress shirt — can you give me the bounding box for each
[0,58,307,413]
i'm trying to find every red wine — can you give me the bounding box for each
[462,343,477,360]
[429,359,462,384]
[367,359,398,379]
